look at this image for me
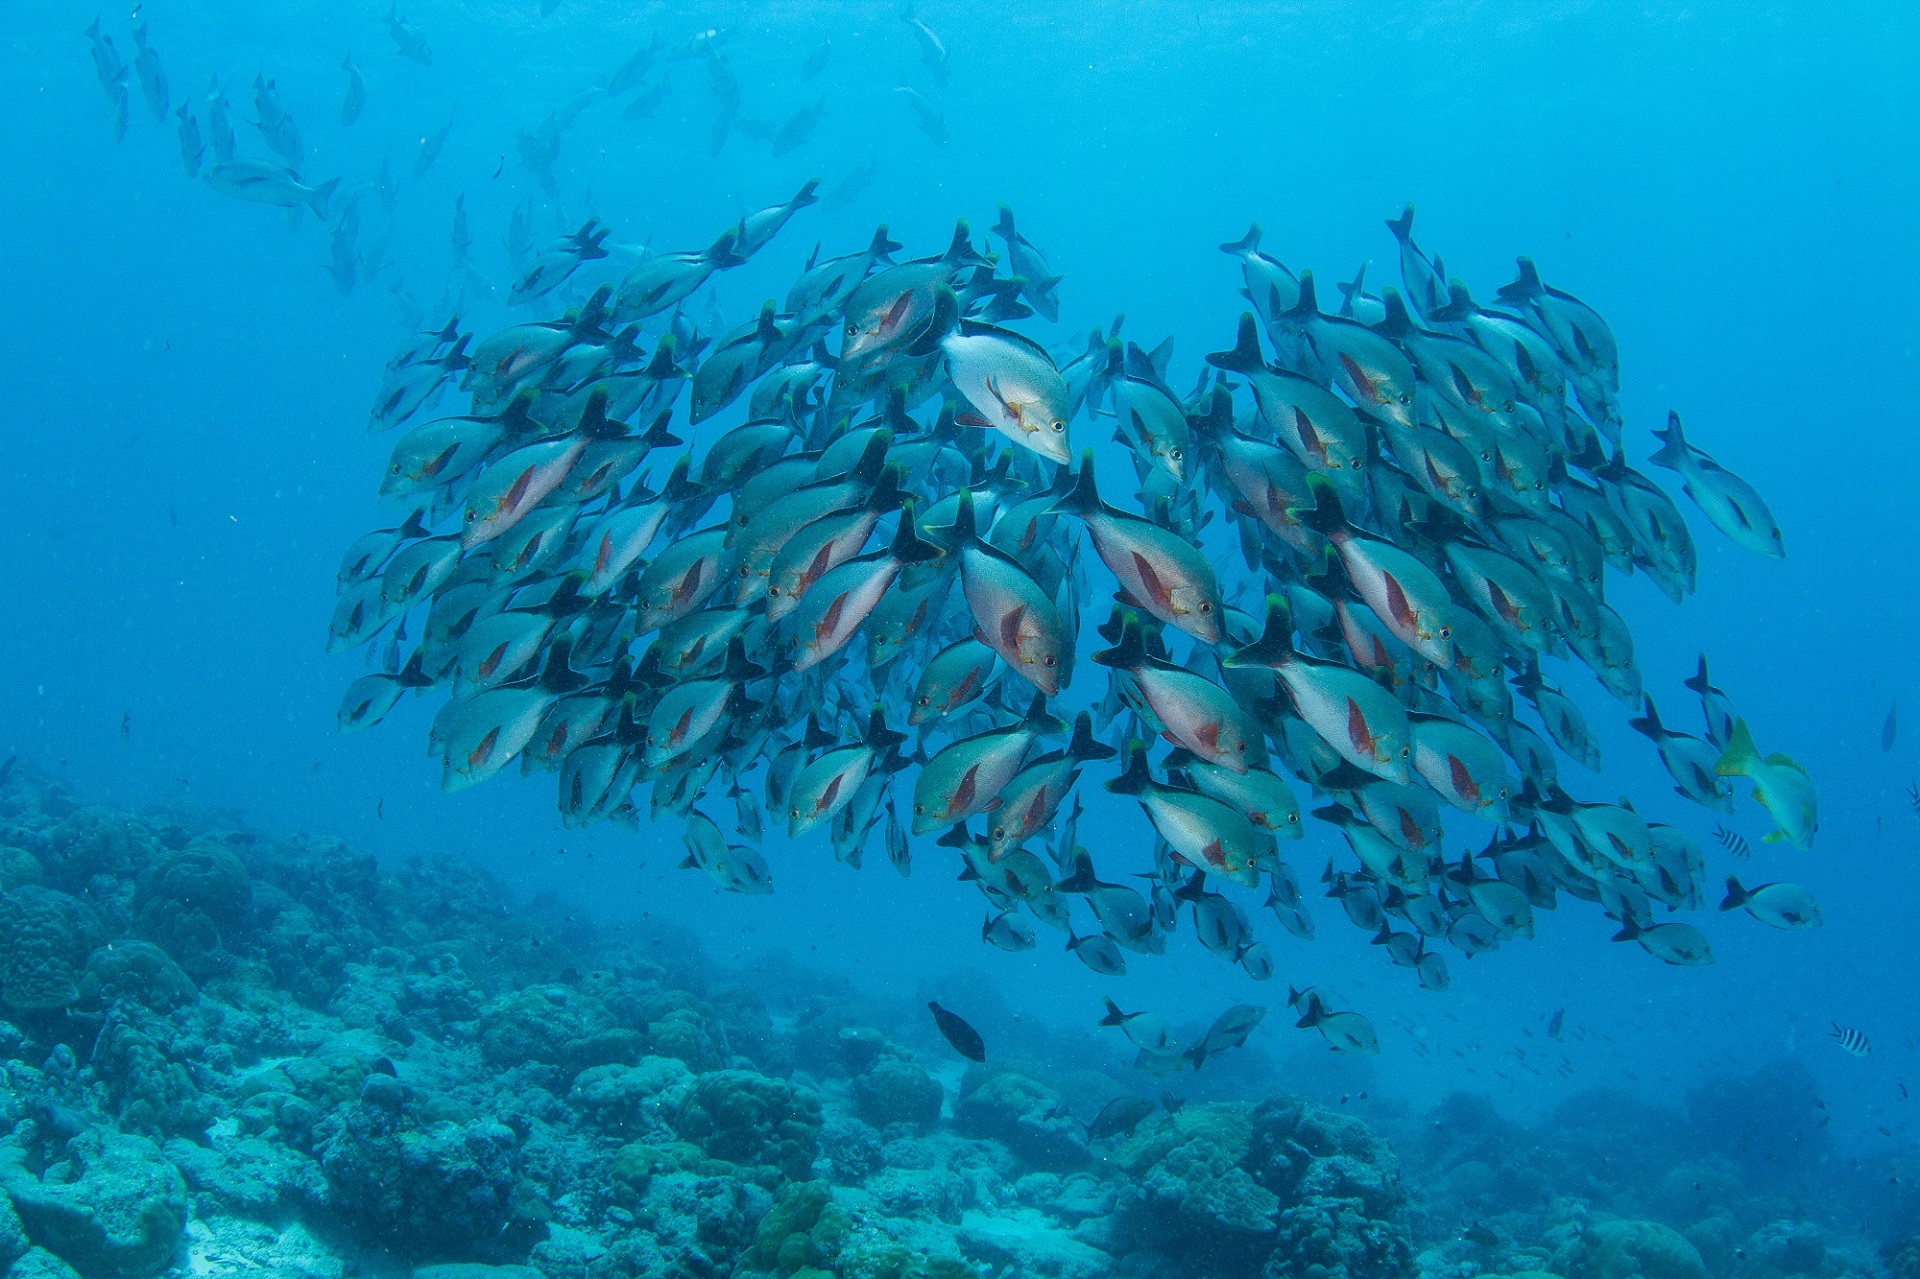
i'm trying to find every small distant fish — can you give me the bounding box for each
[1831,1023,1871,1058]
[900,5,949,84]
[1463,1223,1500,1249]
[928,1001,985,1062]
[130,14,169,121]
[385,4,433,65]
[414,117,453,177]
[822,154,880,211]
[1884,701,1898,752]
[1547,1008,1564,1039]
[120,712,131,740]
[341,52,366,125]
[800,37,832,79]
[1713,825,1751,860]
[1908,782,1920,818]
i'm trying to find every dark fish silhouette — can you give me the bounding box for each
[1086,1095,1154,1140]
[1546,1008,1564,1039]
[928,1001,984,1062]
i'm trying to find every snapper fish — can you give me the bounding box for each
[204,160,338,218]
[1629,696,1734,812]
[1719,876,1821,931]
[1225,596,1414,784]
[912,287,1071,464]
[1649,412,1784,558]
[1099,998,1176,1055]
[1105,742,1264,888]
[1052,452,1222,642]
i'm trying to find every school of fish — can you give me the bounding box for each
[81,10,1821,1067]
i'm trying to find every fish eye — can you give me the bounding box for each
[1198,602,1213,614]
[914,803,925,815]
[1051,419,1064,433]
[1438,626,1452,640]
[389,463,402,475]
[737,564,750,577]
[845,322,858,336]
[1399,746,1411,758]
[1287,813,1300,825]
[1170,448,1183,461]
[1043,655,1057,667]
[464,509,478,523]
[767,585,780,596]
[916,695,931,707]
[1399,392,1412,405]
[788,807,799,818]
[1503,400,1514,412]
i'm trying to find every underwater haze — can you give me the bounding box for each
[2,2,1918,1278]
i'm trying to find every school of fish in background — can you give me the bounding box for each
[84,7,1828,1073]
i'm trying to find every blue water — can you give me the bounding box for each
[3,2,1918,1275]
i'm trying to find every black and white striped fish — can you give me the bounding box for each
[1830,1023,1871,1057]
[1713,825,1751,860]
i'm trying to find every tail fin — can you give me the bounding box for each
[992,204,1017,244]
[1648,410,1690,471]
[862,707,906,753]
[1019,691,1066,737]
[1336,263,1369,315]
[1714,718,1759,778]
[1430,280,1475,324]
[1067,712,1117,764]
[308,176,341,219]
[888,503,942,565]
[1188,385,1234,441]
[1498,256,1544,303]
[1609,919,1643,943]
[643,334,683,380]
[850,428,896,488]
[1219,224,1262,257]
[1223,594,1297,670]
[869,223,903,258]
[789,177,820,209]
[1104,740,1152,797]
[639,409,682,453]
[1056,849,1098,894]
[1290,472,1346,536]
[1282,269,1320,322]
[1385,204,1414,244]
[1684,654,1715,695]
[1378,288,1415,338]
[1099,997,1127,1027]
[1627,695,1662,741]
[722,636,767,684]
[1049,449,1103,519]
[1205,312,1266,374]
[395,646,433,688]
[704,225,745,268]
[1091,614,1148,671]
[1718,876,1749,912]
[952,487,978,545]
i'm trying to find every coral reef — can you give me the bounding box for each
[0,769,1908,1279]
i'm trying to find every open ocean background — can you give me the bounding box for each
[3,7,1919,1269]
